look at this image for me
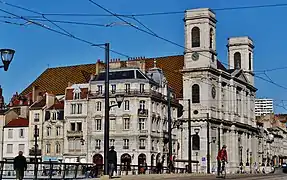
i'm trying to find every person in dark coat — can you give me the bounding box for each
[108,146,117,178]
[13,151,27,180]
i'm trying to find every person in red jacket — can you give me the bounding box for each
[217,145,228,176]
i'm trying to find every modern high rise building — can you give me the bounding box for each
[255,98,274,117]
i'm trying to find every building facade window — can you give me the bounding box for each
[47,127,51,136]
[139,118,145,130]
[74,92,80,100]
[97,85,103,94]
[125,84,130,93]
[19,129,24,138]
[140,84,145,93]
[123,139,129,149]
[52,112,57,120]
[249,53,252,70]
[96,102,102,111]
[123,118,130,130]
[34,113,39,122]
[7,144,13,153]
[234,52,241,69]
[56,127,61,136]
[95,139,101,149]
[109,139,115,147]
[111,84,116,94]
[192,84,200,103]
[46,143,51,154]
[124,100,129,111]
[110,101,116,111]
[110,119,116,130]
[8,129,13,139]
[71,104,82,114]
[139,139,146,149]
[95,119,101,131]
[18,144,25,153]
[55,143,61,154]
[209,28,214,48]
[192,27,200,47]
[139,100,145,110]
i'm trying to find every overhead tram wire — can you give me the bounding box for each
[0,9,130,58]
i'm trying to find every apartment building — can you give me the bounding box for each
[255,99,274,117]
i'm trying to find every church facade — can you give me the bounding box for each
[178,8,258,173]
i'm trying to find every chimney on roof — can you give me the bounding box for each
[46,92,55,108]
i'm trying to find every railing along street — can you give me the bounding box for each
[0,161,187,179]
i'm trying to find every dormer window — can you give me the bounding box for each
[74,92,80,100]
[52,112,57,120]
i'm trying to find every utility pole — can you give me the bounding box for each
[206,113,210,174]
[34,125,38,180]
[188,99,192,173]
[167,87,172,173]
[104,43,110,176]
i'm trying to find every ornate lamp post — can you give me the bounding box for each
[246,148,249,166]
[0,49,15,71]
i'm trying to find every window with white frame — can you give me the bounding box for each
[110,119,116,130]
[97,85,103,94]
[140,84,145,93]
[110,101,116,111]
[124,100,129,111]
[52,112,57,120]
[71,104,82,114]
[139,100,145,110]
[34,113,39,122]
[123,118,130,130]
[18,144,25,153]
[47,127,51,136]
[95,139,101,149]
[46,143,51,154]
[74,92,80,100]
[139,118,145,130]
[71,104,76,114]
[95,119,101,131]
[109,139,115,147]
[8,129,13,139]
[68,140,73,151]
[123,139,129,149]
[19,129,24,138]
[96,101,102,111]
[56,127,61,136]
[111,84,116,94]
[139,139,146,149]
[7,144,13,153]
[75,140,81,150]
[55,143,61,154]
[125,84,130,93]
[77,104,82,114]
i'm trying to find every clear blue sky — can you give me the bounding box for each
[0,0,286,112]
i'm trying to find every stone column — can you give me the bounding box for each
[229,125,237,173]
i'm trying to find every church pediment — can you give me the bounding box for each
[232,69,249,83]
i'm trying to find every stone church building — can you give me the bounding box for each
[178,8,258,173]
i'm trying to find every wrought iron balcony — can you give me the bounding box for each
[67,131,83,137]
[138,109,148,116]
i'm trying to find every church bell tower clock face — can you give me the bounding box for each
[192,52,199,61]
[211,87,216,99]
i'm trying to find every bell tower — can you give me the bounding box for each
[227,37,254,85]
[184,8,217,69]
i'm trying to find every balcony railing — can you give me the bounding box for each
[138,109,148,116]
[89,89,179,103]
[67,131,83,137]
[29,148,42,156]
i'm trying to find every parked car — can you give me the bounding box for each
[282,163,287,173]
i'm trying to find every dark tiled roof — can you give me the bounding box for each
[21,64,100,96]
[5,117,29,127]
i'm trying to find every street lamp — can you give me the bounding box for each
[115,94,124,108]
[239,145,243,173]
[246,148,249,166]
[0,49,15,71]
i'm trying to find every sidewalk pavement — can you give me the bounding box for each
[85,173,271,180]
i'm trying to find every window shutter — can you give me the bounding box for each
[45,111,50,121]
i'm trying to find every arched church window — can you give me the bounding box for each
[192,84,200,103]
[209,28,214,48]
[192,27,200,47]
[249,53,252,70]
[192,134,200,150]
[234,52,241,69]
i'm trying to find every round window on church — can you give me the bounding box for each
[193,110,198,115]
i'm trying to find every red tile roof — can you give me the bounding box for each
[5,117,29,127]
[47,101,64,110]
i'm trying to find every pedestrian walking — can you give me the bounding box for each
[108,146,117,178]
[13,151,27,180]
